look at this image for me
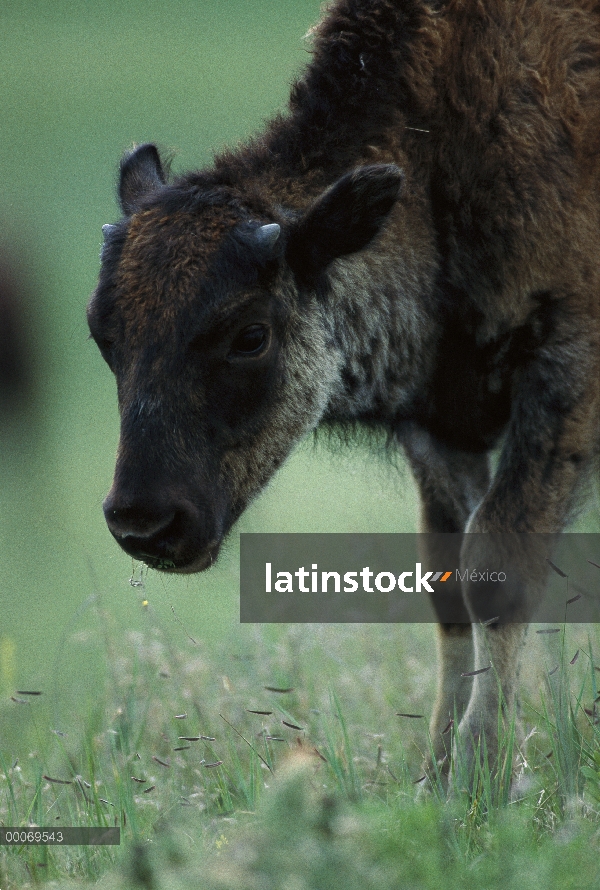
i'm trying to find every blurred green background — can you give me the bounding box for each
[0,0,424,729]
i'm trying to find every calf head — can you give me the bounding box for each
[88,144,402,572]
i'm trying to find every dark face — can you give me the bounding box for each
[88,144,402,572]
[88,207,335,573]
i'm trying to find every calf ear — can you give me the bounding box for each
[119,143,165,215]
[287,164,403,279]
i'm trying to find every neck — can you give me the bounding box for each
[320,239,439,427]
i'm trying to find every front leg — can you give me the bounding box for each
[401,424,491,768]
[458,316,600,780]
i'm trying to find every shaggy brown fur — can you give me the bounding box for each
[88,0,600,777]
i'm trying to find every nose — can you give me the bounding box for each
[103,492,195,569]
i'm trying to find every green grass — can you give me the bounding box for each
[2,608,600,888]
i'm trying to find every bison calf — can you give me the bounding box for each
[88,0,600,776]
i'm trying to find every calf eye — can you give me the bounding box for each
[230,324,269,357]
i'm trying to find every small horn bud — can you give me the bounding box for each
[254,223,280,249]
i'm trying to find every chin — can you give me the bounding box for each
[141,542,222,575]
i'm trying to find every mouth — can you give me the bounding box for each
[135,541,221,574]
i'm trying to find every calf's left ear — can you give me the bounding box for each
[286,164,403,279]
[119,143,166,215]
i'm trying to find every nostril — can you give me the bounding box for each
[106,510,175,540]
[102,492,204,568]
[105,509,183,568]
[103,497,176,543]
